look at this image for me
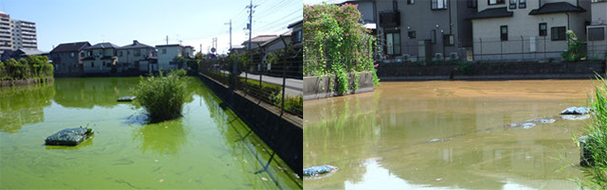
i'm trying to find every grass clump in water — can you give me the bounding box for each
[133,70,186,123]
[574,77,607,188]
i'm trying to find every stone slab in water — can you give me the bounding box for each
[560,107,590,115]
[45,127,94,146]
[303,165,338,177]
[117,96,136,102]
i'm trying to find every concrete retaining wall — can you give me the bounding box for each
[195,72,303,177]
[303,71,374,100]
[378,60,606,81]
[0,77,54,87]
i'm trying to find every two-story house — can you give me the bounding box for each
[117,40,157,73]
[374,0,477,62]
[49,41,90,76]
[156,44,189,70]
[82,42,120,74]
[469,0,591,61]
[587,0,607,60]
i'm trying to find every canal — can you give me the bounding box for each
[0,77,302,189]
[304,80,597,189]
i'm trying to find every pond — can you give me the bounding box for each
[0,77,302,189]
[304,80,597,190]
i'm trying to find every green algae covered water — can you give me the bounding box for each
[0,77,302,189]
[304,80,598,190]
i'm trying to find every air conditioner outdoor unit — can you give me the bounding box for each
[434,53,443,60]
[403,54,411,62]
[449,53,459,61]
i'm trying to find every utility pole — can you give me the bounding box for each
[225,19,232,50]
[246,0,257,83]
[166,35,168,45]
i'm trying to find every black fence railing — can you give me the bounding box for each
[199,53,303,118]
[373,36,607,63]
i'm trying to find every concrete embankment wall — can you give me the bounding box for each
[303,71,375,100]
[195,72,303,177]
[0,77,54,87]
[378,60,606,81]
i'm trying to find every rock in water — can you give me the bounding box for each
[117,96,136,102]
[562,115,590,121]
[303,165,338,177]
[560,107,590,115]
[45,127,94,146]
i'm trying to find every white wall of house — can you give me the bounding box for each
[157,46,181,70]
[592,2,607,24]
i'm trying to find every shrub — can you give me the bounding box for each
[0,55,53,81]
[133,70,186,122]
[561,30,584,62]
[456,62,475,75]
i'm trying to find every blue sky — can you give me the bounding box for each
[2,0,302,54]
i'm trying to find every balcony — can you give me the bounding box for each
[379,11,400,28]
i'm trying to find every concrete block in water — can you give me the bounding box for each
[45,127,94,146]
[117,96,136,102]
[561,107,590,115]
[303,165,338,177]
[579,135,594,167]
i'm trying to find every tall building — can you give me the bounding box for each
[0,11,38,54]
[11,19,37,50]
[0,12,11,53]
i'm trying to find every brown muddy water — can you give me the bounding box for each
[304,80,598,190]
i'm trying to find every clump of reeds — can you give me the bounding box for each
[133,70,186,123]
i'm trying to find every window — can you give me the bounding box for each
[509,0,517,9]
[134,50,141,57]
[407,0,415,4]
[87,51,92,56]
[519,0,526,8]
[468,0,477,8]
[118,51,123,57]
[588,27,605,41]
[408,31,416,39]
[551,27,566,41]
[500,25,508,41]
[539,23,547,36]
[80,52,84,57]
[488,0,505,5]
[162,49,167,54]
[91,62,94,67]
[127,51,130,55]
[70,52,75,57]
[385,30,401,55]
[431,30,436,44]
[393,0,398,11]
[432,0,448,9]
[443,34,454,46]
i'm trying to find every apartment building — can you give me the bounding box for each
[11,19,37,50]
[82,42,120,74]
[469,0,591,61]
[0,12,11,53]
[374,0,477,62]
[587,0,607,60]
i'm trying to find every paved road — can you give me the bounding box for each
[240,73,303,96]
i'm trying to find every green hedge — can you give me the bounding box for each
[0,55,53,81]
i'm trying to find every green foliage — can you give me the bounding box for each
[574,77,607,188]
[456,62,475,75]
[304,3,378,94]
[0,55,53,81]
[561,30,584,62]
[271,94,302,116]
[133,70,186,123]
[372,71,380,87]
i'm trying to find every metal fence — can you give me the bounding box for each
[199,49,303,118]
[374,36,607,63]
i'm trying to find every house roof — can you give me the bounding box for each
[529,2,586,15]
[287,20,303,29]
[50,41,91,53]
[82,42,120,50]
[156,44,182,48]
[468,7,513,20]
[16,48,45,55]
[261,31,293,47]
[242,35,278,46]
[118,40,154,49]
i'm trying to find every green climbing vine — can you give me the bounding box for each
[304,3,378,96]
